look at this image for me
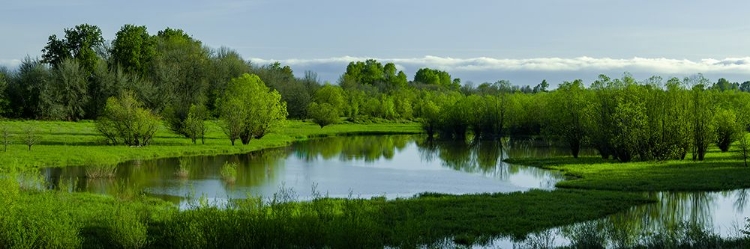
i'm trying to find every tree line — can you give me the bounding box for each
[1,23,750,163]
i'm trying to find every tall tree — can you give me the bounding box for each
[686,74,714,161]
[111,24,156,76]
[544,79,590,158]
[153,28,211,135]
[47,58,89,121]
[41,24,104,74]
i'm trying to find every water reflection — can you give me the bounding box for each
[482,189,750,248]
[42,135,564,204]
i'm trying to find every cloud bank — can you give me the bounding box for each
[250,56,750,86]
[0,59,22,70]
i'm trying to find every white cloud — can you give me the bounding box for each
[250,56,750,74]
[249,56,750,85]
[0,59,22,70]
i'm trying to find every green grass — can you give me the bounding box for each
[0,120,422,168]
[506,145,750,192]
[0,186,653,248]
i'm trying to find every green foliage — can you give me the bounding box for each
[689,78,715,161]
[41,23,104,73]
[183,104,208,144]
[111,24,156,76]
[96,92,160,146]
[308,102,339,128]
[21,124,41,151]
[252,62,315,120]
[714,108,740,152]
[153,28,211,136]
[313,84,345,116]
[218,73,287,145]
[343,59,407,88]
[544,79,590,158]
[414,68,458,89]
[45,58,89,121]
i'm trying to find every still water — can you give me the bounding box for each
[40,135,749,246]
[42,135,564,204]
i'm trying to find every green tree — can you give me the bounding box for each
[414,68,456,89]
[41,24,104,73]
[153,28,211,135]
[544,79,590,158]
[218,73,287,145]
[714,108,740,152]
[313,84,345,116]
[111,24,156,76]
[7,57,52,119]
[308,102,339,128]
[687,75,715,161]
[96,91,160,146]
[22,124,41,151]
[184,104,208,144]
[47,58,89,121]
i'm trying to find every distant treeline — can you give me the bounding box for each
[0,23,749,162]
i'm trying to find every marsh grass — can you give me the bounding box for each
[174,158,190,178]
[85,164,117,178]
[220,162,237,183]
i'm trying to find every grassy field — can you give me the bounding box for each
[506,144,750,192]
[0,120,421,168]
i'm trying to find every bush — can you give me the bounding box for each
[308,102,339,128]
[96,91,160,146]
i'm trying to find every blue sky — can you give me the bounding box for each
[2,0,750,86]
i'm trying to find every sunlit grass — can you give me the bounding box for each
[0,120,422,169]
[507,141,750,191]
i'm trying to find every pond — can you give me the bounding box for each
[483,189,750,248]
[42,135,565,205]
[39,135,749,246]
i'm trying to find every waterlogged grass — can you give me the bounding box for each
[0,120,421,168]
[0,186,653,248]
[507,146,750,191]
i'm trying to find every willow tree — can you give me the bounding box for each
[218,73,287,145]
[544,79,591,158]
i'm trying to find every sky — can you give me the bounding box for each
[2,0,750,87]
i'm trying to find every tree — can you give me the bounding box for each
[714,109,740,152]
[22,124,41,151]
[313,84,345,116]
[96,91,160,146]
[111,24,156,76]
[7,57,52,119]
[218,73,287,145]
[308,102,339,128]
[544,79,590,158]
[183,104,208,144]
[41,24,104,73]
[738,132,750,167]
[47,58,89,121]
[153,28,211,136]
[687,75,715,161]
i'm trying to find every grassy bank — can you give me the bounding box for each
[0,120,421,168]
[506,146,750,192]
[0,183,653,248]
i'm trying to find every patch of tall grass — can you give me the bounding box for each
[219,162,237,183]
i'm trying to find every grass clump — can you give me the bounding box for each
[85,164,118,178]
[220,162,237,183]
[174,158,190,178]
